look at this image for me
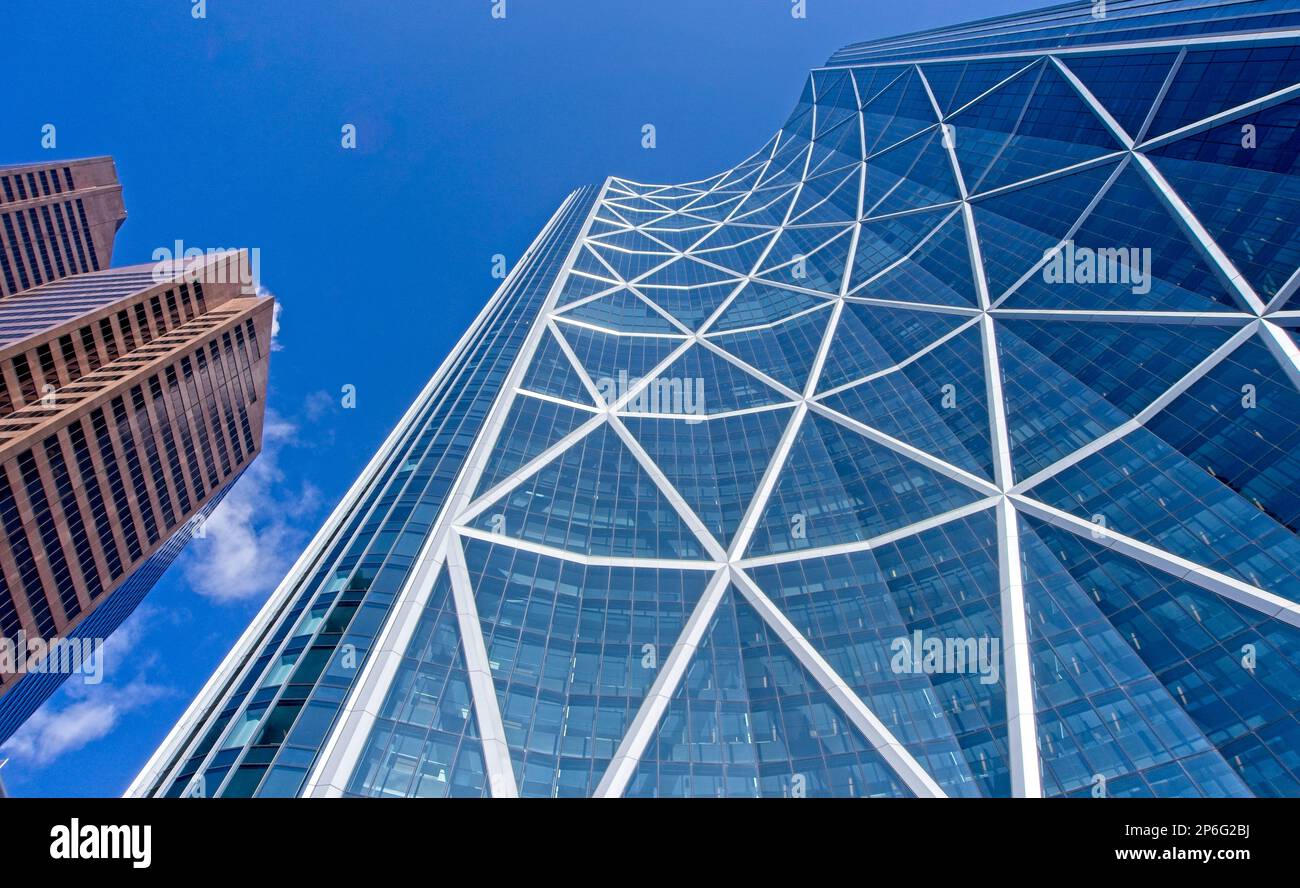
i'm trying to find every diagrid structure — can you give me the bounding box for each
[135,0,1300,798]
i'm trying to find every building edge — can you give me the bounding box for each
[126,186,598,797]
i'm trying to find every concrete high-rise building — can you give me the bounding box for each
[136,0,1300,798]
[0,157,274,745]
[0,157,126,297]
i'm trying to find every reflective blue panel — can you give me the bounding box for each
[819,301,968,391]
[520,327,597,406]
[631,223,711,252]
[571,243,624,281]
[590,228,683,253]
[689,200,750,226]
[862,68,939,156]
[465,539,711,797]
[593,207,633,229]
[624,407,794,546]
[688,221,774,253]
[810,118,864,176]
[1001,163,1244,312]
[821,324,994,480]
[689,229,780,275]
[852,209,975,306]
[852,208,950,285]
[1023,516,1300,796]
[813,68,862,136]
[997,319,1234,420]
[922,58,1034,117]
[635,255,744,288]
[1062,49,1181,140]
[757,224,855,294]
[346,569,487,798]
[745,509,1009,796]
[734,184,800,226]
[637,343,790,415]
[789,163,862,224]
[851,66,910,108]
[556,271,618,307]
[864,128,959,216]
[974,160,1120,299]
[556,321,685,384]
[1029,426,1300,602]
[712,280,827,332]
[748,411,986,556]
[562,288,680,333]
[471,422,707,560]
[637,282,741,331]
[1144,335,1300,533]
[762,137,811,184]
[1149,96,1300,299]
[586,243,675,283]
[997,321,1131,481]
[1021,518,1256,798]
[584,217,627,238]
[1147,44,1300,138]
[474,395,593,498]
[626,587,915,798]
[708,304,831,392]
[951,60,1120,195]
[830,1,1300,66]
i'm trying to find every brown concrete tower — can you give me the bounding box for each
[0,157,126,297]
[0,157,273,744]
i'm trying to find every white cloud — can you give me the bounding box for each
[180,409,320,603]
[1,679,169,767]
[303,389,334,423]
[0,400,326,775]
[0,607,172,768]
[269,297,283,352]
[0,400,327,776]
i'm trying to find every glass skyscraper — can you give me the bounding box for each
[135,0,1300,798]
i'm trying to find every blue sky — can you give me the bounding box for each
[0,0,1043,797]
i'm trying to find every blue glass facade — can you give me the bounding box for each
[135,0,1300,798]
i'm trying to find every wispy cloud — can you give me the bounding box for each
[1,397,327,779]
[0,607,173,768]
[1,680,170,768]
[303,389,334,423]
[266,290,284,352]
[180,410,320,603]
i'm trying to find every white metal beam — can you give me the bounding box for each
[131,187,591,799]
[1261,321,1300,393]
[593,567,732,796]
[737,496,999,569]
[995,498,1042,797]
[807,399,1001,496]
[1011,494,1300,630]
[1131,154,1268,316]
[445,534,519,797]
[304,185,612,797]
[730,567,947,797]
[1010,322,1260,493]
